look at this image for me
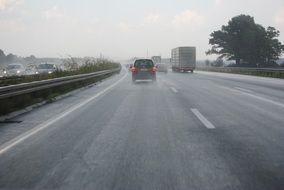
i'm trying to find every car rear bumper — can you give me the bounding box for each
[157,69,168,72]
[132,72,156,80]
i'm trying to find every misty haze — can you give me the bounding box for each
[0,0,284,189]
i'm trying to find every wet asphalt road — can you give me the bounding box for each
[0,70,283,190]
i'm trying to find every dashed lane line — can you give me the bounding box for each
[170,87,178,93]
[191,108,216,129]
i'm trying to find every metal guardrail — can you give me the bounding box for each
[196,67,284,72]
[196,67,284,78]
[0,68,120,99]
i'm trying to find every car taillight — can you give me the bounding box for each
[132,67,138,73]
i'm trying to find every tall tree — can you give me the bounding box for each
[24,55,36,63]
[6,53,18,64]
[211,58,224,67]
[206,15,284,67]
[263,27,284,66]
[0,49,6,65]
[205,60,210,67]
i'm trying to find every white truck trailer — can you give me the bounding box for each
[151,56,162,64]
[171,47,196,72]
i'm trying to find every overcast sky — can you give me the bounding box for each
[0,0,284,60]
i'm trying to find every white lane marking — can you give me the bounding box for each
[221,86,284,109]
[161,79,175,87]
[0,73,128,156]
[234,87,253,93]
[237,90,284,109]
[170,87,178,93]
[191,108,216,129]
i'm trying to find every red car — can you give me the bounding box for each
[132,59,156,82]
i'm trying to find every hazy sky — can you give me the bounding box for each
[0,0,284,60]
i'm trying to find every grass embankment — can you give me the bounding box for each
[0,60,121,116]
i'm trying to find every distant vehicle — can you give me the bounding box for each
[132,59,156,82]
[4,63,26,76]
[156,63,168,73]
[151,56,162,64]
[128,64,133,72]
[171,47,196,73]
[25,64,37,75]
[36,63,56,74]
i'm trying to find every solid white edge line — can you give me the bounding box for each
[234,87,253,93]
[238,90,284,109]
[170,87,178,93]
[0,72,128,156]
[191,108,216,129]
[221,86,284,109]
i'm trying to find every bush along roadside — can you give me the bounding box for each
[0,60,121,116]
[0,58,120,87]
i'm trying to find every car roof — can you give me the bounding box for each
[38,63,54,65]
[135,59,152,60]
[7,63,24,68]
[8,63,23,66]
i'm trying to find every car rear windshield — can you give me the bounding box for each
[7,65,22,69]
[134,60,154,68]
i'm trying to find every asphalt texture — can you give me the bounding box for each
[0,69,283,190]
